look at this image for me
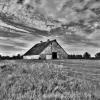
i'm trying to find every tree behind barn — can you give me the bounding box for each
[95,52,100,59]
[83,52,91,59]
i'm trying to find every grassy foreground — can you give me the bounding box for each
[0,60,100,100]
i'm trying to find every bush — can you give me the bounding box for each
[83,52,91,59]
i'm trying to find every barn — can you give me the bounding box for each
[23,39,68,60]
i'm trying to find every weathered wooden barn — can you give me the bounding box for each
[23,39,68,60]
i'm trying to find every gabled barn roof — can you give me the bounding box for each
[24,39,57,56]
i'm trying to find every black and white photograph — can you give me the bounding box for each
[0,0,100,99]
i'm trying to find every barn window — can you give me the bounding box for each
[17,0,24,4]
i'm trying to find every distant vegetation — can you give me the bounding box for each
[0,52,100,60]
[0,54,23,60]
[68,52,100,60]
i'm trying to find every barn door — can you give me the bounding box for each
[52,52,57,59]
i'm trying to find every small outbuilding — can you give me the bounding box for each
[23,39,68,60]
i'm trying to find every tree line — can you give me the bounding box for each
[0,54,23,60]
[68,52,100,59]
[1,52,100,60]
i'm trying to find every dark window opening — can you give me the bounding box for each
[17,0,24,4]
[52,52,57,59]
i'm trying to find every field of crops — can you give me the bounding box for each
[0,59,100,100]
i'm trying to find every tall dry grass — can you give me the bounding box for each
[0,60,99,100]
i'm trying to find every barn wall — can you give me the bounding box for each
[46,55,52,59]
[23,55,40,59]
[41,41,68,59]
[39,54,46,59]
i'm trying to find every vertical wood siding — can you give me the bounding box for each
[41,41,68,59]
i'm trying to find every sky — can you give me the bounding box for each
[1,0,100,56]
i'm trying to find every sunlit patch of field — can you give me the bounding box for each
[0,59,100,100]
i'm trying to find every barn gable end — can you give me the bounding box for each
[40,40,68,59]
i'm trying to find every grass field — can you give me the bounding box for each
[0,59,100,100]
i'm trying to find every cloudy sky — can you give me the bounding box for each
[0,0,100,56]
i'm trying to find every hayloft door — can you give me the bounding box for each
[52,52,57,59]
